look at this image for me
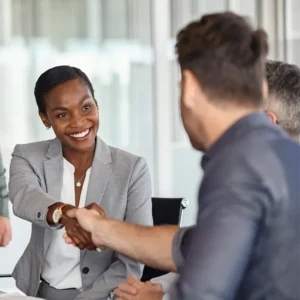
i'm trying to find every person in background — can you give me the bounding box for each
[265,60,300,142]
[112,59,300,300]
[66,12,300,300]
[8,66,152,300]
[0,150,11,247]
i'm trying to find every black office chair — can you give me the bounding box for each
[141,197,188,282]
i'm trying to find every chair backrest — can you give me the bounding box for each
[141,197,188,282]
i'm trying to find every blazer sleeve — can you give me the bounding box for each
[0,150,9,218]
[74,157,153,300]
[9,144,58,228]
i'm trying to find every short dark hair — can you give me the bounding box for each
[34,65,95,114]
[176,12,268,107]
[266,60,300,138]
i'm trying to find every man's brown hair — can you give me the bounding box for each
[176,12,269,108]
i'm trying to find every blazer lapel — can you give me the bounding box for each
[43,138,64,199]
[81,137,112,261]
[43,138,63,253]
[85,137,112,207]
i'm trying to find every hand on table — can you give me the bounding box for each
[114,275,164,300]
[0,216,12,247]
[63,202,106,250]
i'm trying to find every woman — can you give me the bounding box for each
[8,66,153,300]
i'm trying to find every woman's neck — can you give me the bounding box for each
[62,144,95,171]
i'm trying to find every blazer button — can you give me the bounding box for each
[82,267,89,274]
[37,212,41,218]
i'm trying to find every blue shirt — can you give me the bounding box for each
[173,113,300,300]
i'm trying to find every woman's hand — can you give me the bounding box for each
[63,203,106,250]
[60,205,97,250]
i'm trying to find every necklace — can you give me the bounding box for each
[75,172,86,187]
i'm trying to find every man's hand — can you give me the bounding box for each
[64,203,106,249]
[114,275,164,300]
[0,216,12,247]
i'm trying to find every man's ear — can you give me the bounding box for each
[39,111,51,129]
[262,78,269,100]
[181,69,203,109]
[265,110,278,124]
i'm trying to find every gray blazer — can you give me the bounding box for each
[9,137,153,299]
[0,150,9,218]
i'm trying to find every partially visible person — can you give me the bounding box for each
[265,60,300,142]
[66,12,300,300]
[0,149,11,247]
[8,66,152,300]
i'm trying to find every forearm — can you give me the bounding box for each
[92,219,179,271]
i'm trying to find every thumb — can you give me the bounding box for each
[66,208,77,218]
[126,275,143,288]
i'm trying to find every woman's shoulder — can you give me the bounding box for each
[12,139,55,158]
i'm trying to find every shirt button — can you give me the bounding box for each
[82,267,89,274]
[37,212,41,218]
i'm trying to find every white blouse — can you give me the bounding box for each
[41,159,91,290]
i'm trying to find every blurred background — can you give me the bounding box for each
[0,0,299,292]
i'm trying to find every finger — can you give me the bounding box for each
[2,228,11,247]
[126,274,142,288]
[65,227,85,249]
[86,203,106,217]
[145,281,153,286]
[63,235,75,245]
[113,289,134,300]
[0,227,4,247]
[117,283,138,295]
[6,223,12,242]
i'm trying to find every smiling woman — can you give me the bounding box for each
[8,66,153,300]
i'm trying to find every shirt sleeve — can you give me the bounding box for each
[177,183,268,300]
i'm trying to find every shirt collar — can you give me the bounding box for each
[201,112,270,169]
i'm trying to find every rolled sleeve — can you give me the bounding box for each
[172,227,190,269]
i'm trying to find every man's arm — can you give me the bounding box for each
[93,219,179,272]
[176,184,267,300]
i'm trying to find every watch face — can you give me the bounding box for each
[53,209,62,224]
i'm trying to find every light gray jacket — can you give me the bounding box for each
[0,150,9,218]
[9,137,153,299]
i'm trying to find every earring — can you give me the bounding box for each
[46,127,50,130]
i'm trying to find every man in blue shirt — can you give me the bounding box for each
[66,12,300,300]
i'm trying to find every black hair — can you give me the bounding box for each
[34,65,95,114]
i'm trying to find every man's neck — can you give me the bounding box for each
[202,108,259,151]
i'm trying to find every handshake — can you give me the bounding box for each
[53,202,106,251]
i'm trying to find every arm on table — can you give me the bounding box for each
[74,158,154,300]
